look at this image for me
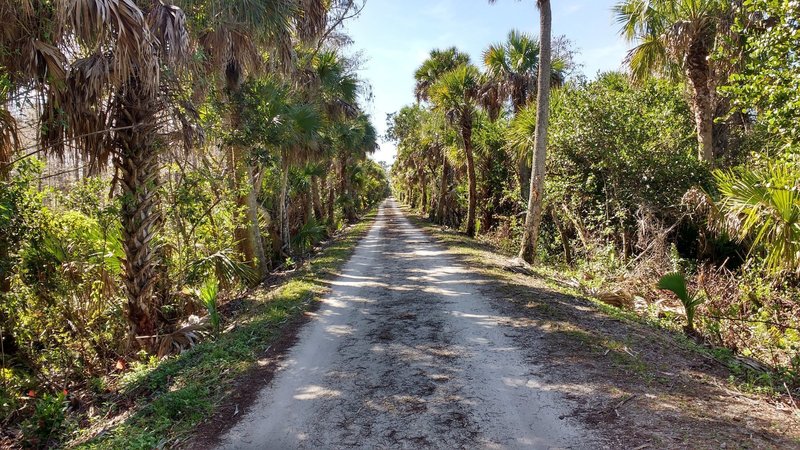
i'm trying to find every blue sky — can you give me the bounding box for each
[343,0,631,164]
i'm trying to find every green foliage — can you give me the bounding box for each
[187,250,259,287]
[196,276,220,333]
[76,210,378,449]
[22,391,70,445]
[547,73,710,250]
[657,272,706,333]
[613,0,731,81]
[715,161,800,274]
[414,47,471,102]
[724,0,800,146]
[430,64,481,126]
[292,218,325,254]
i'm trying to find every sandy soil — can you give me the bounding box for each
[210,199,800,450]
[215,199,601,449]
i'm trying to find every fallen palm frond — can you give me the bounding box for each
[155,316,210,358]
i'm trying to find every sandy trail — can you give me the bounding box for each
[217,199,597,449]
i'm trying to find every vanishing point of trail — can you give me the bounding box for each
[217,199,597,449]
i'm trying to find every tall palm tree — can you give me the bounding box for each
[614,0,730,164]
[334,114,377,223]
[240,75,322,256]
[515,0,552,263]
[277,104,323,255]
[482,30,557,116]
[414,49,469,225]
[482,29,565,201]
[430,64,481,237]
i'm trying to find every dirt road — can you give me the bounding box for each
[217,199,599,449]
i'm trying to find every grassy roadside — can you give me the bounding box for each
[70,211,378,449]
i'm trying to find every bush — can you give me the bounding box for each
[545,72,711,262]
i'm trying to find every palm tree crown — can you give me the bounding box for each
[414,47,471,103]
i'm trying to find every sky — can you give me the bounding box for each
[343,0,631,165]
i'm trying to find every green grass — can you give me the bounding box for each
[71,211,378,449]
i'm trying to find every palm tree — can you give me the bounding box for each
[185,0,299,276]
[333,114,378,223]
[614,0,730,164]
[413,49,470,225]
[482,30,557,116]
[386,105,439,214]
[414,47,470,103]
[515,0,552,263]
[482,29,565,201]
[307,49,360,227]
[277,104,323,255]
[430,64,481,237]
[25,0,191,345]
[240,75,323,256]
[715,164,800,275]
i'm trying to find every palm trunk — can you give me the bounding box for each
[327,172,335,228]
[518,158,531,202]
[519,0,552,263]
[340,157,357,223]
[551,206,572,265]
[114,79,161,348]
[244,162,267,277]
[311,175,324,221]
[436,155,449,225]
[279,156,291,254]
[227,65,267,275]
[462,119,477,237]
[420,171,428,214]
[686,40,714,164]
[305,190,314,223]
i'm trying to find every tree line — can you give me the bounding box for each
[390,0,800,387]
[0,0,389,443]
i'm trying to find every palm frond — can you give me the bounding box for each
[297,0,328,42]
[59,0,160,93]
[715,163,800,274]
[187,250,259,286]
[626,35,669,82]
[506,102,537,164]
[147,2,191,67]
